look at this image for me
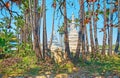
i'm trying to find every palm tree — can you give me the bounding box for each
[84,11,89,54]
[37,7,42,55]
[88,3,95,56]
[49,0,56,49]
[63,0,71,59]
[28,0,35,50]
[33,0,42,60]
[81,0,86,61]
[93,2,99,54]
[108,1,113,56]
[115,0,120,53]
[42,0,48,59]
[85,21,89,53]
[75,0,85,60]
[102,0,107,55]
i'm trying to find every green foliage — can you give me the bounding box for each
[54,61,74,74]
[0,30,16,55]
[0,17,17,56]
[0,37,5,47]
[20,0,29,12]
[78,55,120,76]
[16,43,34,57]
[26,67,40,76]
[0,54,37,76]
[14,15,25,28]
[57,23,64,34]
[37,6,42,13]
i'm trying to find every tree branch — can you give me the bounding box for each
[0,0,20,16]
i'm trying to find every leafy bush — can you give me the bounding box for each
[0,29,17,57]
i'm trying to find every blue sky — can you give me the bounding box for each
[46,0,118,45]
[46,0,80,41]
[0,0,118,45]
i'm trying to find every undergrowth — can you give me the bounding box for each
[0,50,120,77]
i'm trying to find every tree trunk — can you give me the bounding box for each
[63,0,71,59]
[33,0,42,60]
[75,0,85,60]
[115,0,120,53]
[85,24,89,53]
[102,0,107,55]
[25,12,32,43]
[81,0,86,61]
[75,30,82,59]
[22,13,27,44]
[93,2,99,54]
[29,0,33,44]
[42,0,48,59]
[88,3,95,55]
[84,8,89,53]
[108,2,113,56]
[38,13,41,55]
[49,8,55,49]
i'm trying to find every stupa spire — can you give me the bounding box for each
[70,12,75,30]
[72,12,75,23]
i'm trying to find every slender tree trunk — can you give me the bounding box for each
[33,0,42,60]
[75,30,82,59]
[84,8,89,53]
[37,4,42,45]
[63,0,71,59]
[29,0,33,44]
[115,0,120,53]
[23,13,27,44]
[25,13,30,43]
[81,0,86,61]
[75,0,85,60]
[93,2,99,54]
[38,13,41,46]
[42,0,48,59]
[102,0,107,55]
[82,25,86,61]
[49,8,55,49]
[85,24,89,53]
[108,2,113,56]
[37,13,42,57]
[32,0,35,51]
[88,3,95,55]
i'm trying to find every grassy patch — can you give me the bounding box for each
[77,55,120,76]
[0,49,120,77]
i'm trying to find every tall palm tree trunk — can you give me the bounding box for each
[49,7,56,49]
[93,2,99,54]
[84,6,89,54]
[75,0,85,60]
[29,0,33,44]
[85,24,89,53]
[108,2,113,56]
[88,3,95,55]
[75,29,82,59]
[33,0,42,60]
[63,0,71,59]
[81,0,86,61]
[115,0,120,53]
[38,13,42,54]
[102,0,107,55]
[42,0,48,59]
